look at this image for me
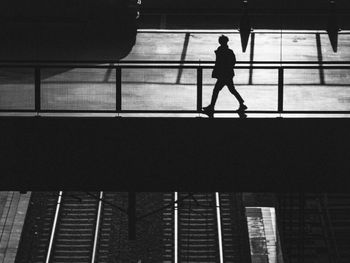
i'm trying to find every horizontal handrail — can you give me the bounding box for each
[1,60,350,65]
[2,110,350,115]
[1,65,350,70]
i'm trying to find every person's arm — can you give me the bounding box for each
[232,52,236,67]
[212,50,218,78]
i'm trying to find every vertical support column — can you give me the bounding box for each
[278,67,284,114]
[248,32,255,85]
[197,67,203,113]
[116,67,122,114]
[128,192,136,240]
[35,68,41,114]
[316,33,325,85]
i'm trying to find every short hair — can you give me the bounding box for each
[218,35,229,45]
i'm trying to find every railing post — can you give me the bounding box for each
[35,67,41,114]
[197,67,203,113]
[278,67,284,114]
[116,67,122,114]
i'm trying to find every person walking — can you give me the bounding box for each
[203,35,247,118]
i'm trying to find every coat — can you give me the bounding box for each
[212,45,236,79]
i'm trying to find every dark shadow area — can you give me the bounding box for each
[1,117,350,192]
[248,33,255,85]
[140,0,350,30]
[160,14,167,29]
[0,68,75,82]
[176,33,190,84]
[103,67,113,83]
[141,0,331,11]
[316,33,325,85]
[0,0,137,61]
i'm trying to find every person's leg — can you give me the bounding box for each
[227,78,246,108]
[207,79,225,109]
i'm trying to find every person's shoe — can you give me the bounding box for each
[203,105,213,111]
[202,105,214,118]
[238,104,248,111]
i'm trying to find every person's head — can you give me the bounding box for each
[218,35,229,46]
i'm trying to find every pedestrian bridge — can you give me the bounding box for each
[1,60,350,118]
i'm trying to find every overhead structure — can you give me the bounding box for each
[239,0,252,53]
[0,0,138,60]
[327,0,340,52]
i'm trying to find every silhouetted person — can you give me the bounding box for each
[203,35,247,118]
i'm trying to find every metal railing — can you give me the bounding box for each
[1,60,350,116]
[45,191,62,263]
[91,191,104,263]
